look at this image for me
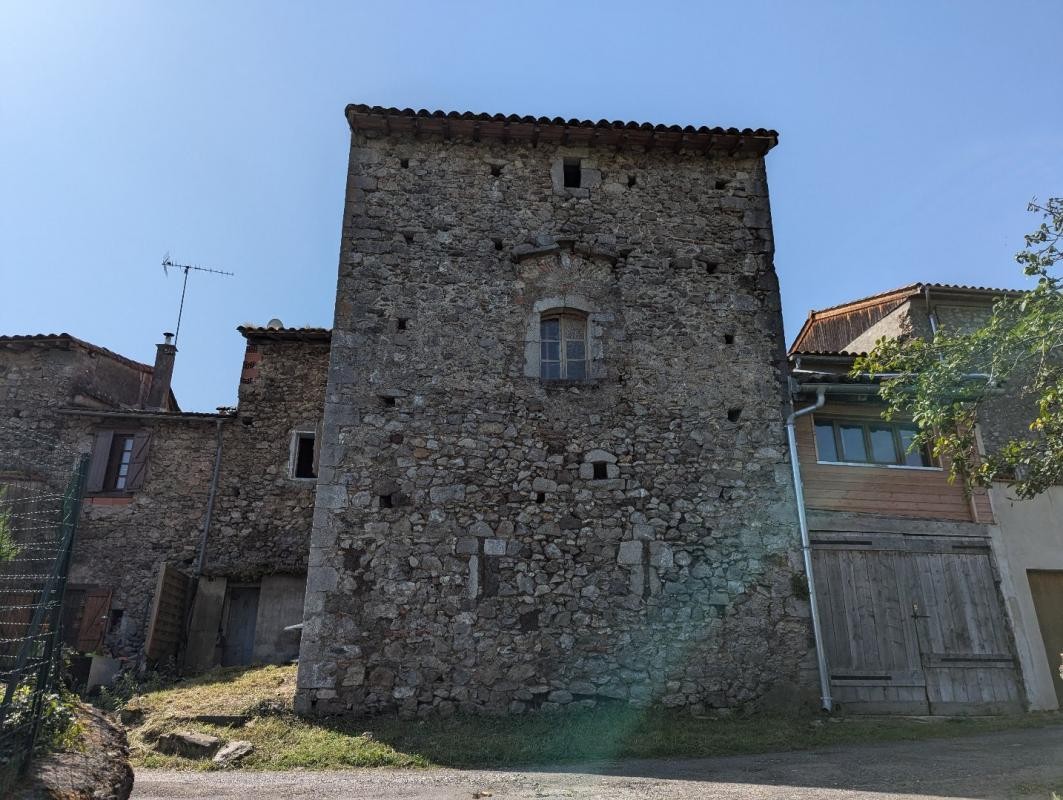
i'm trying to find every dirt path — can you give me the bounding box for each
[132,724,1063,800]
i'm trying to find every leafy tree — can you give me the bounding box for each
[855,198,1063,499]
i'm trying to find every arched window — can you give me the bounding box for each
[539,310,587,380]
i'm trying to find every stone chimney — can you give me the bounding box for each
[145,332,177,410]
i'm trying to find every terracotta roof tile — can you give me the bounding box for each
[345,104,778,155]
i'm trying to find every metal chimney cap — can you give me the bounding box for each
[266,318,284,330]
[162,332,175,344]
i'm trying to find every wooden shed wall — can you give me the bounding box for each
[796,402,993,522]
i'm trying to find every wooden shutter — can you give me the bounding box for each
[75,587,112,653]
[85,431,114,493]
[125,431,153,490]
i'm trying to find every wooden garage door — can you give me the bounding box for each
[813,532,1023,714]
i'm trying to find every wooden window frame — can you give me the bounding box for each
[812,416,940,470]
[539,309,588,382]
[104,433,136,491]
[87,429,152,495]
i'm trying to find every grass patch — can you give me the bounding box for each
[120,664,1063,771]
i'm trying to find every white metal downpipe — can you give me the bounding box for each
[785,385,833,712]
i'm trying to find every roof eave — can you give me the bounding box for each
[344,104,778,156]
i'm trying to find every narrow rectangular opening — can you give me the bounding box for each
[379,493,394,509]
[379,395,396,408]
[293,433,316,479]
[563,158,582,188]
[592,462,608,480]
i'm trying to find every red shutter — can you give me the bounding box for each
[125,431,152,490]
[75,587,112,653]
[86,431,113,493]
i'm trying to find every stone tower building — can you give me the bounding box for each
[296,105,811,716]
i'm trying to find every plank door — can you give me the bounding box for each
[905,546,1023,714]
[221,587,260,667]
[75,587,112,653]
[812,541,929,713]
[1027,570,1063,706]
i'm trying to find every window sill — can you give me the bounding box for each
[539,378,598,390]
[86,495,134,506]
[815,460,942,472]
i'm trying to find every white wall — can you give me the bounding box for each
[989,484,1063,711]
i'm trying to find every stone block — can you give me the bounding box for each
[617,540,643,565]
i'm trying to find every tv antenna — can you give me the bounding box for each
[161,253,234,345]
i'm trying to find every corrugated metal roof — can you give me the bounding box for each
[0,333,154,373]
[345,104,778,155]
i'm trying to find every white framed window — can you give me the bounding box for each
[289,430,317,480]
[813,416,937,469]
[539,311,587,381]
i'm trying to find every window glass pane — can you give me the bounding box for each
[814,422,838,461]
[540,340,559,361]
[868,425,896,463]
[541,361,560,379]
[565,340,585,361]
[898,425,929,467]
[839,424,868,462]
[562,316,586,339]
[540,318,560,341]
[566,359,586,380]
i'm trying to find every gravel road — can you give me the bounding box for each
[133,724,1063,800]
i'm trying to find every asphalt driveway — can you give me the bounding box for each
[133,723,1063,800]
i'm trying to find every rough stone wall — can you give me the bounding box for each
[206,334,331,578]
[68,415,220,661]
[64,335,329,661]
[297,128,812,717]
[844,303,915,353]
[0,343,150,482]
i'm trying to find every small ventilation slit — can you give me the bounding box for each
[535,492,546,504]
[399,158,409,169]
[396,318,408,331]
[493,238,503,251]
[592,462,608,480]
[724,333,735,345]
[727,408,742,422]
[402,232,413,244]
[379,494,394,509]
[715,179,729,190]
[627,175,636,188]
[705,262,719,275]
[379,396,396,408]
[490,164,502,177]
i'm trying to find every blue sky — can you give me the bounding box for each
[3,2,1061,410]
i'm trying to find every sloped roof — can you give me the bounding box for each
[0,333,153,373]
[788,282,1024,355]
[237,326,331,343]
[345,104,778,156]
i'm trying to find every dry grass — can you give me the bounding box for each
[120,664,1063,772]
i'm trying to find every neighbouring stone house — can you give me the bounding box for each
[0,325,329,676]
[788,282,1051,714]
[295,105,815,717]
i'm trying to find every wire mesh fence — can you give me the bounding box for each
[0,427,87,786]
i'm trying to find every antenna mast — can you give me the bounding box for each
[161,254,234,345]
